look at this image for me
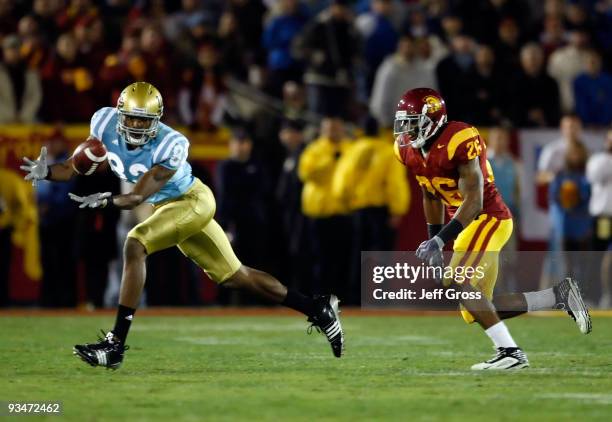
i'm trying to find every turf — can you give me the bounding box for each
[1,313,612,421]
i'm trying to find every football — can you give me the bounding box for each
[71,137,107,175]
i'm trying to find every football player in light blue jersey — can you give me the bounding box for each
[21,82,344,369]
[89,106,195,204]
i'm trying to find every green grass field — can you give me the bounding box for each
[2,312,612,421]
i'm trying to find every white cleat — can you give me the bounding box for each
[471,347,529,371]
[554,277,592,334]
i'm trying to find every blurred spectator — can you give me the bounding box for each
[36,135,77,307]
[72,170,120,308]
[276,119,311,292]
[216,127,273,273]
[355,0,398,93]
[549,141,591,280]
[470,44,505,126]
[0,34,42,123]
[493,17,522,79]
[333,116,409,303]
[573,49,612,127]
[31,0,62,43]
[262,0,308,96]
[227,0,266,63]
[508,43,560,127]
[454,0,529,43]
[55,0,98,33]
[164,0,212,59]
[293,0,359,117]
[369,34,437,128]
[438,13,463,43]
[594,0,612,67]
[217,10,249,81]
[586,129,612,308]
[487,126,521,292]
[0,168,30,306]
[488,127,521,218]
[74,17,109,71]
[281,80,308,121]
[99,32,142,104]
[548,29,591,113]
[539,14,566,59]
[216,0,266,84]
[299,117,352,298]
[0,0,17,38]
[404,7,429,39]
[138,24,178,116]
[18,14,51,70]
[98,33,145,104]
[538,114,584,184]
[565,2,591,32]
[435,33,476,122]
[538,114,586,288]
[178,39,228,130]
[40,32,96,122]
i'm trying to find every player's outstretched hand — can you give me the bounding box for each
[68,192,112,209]
[415,236,444,268]
[20,146,49,187]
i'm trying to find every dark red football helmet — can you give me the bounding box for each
[394,87,447,149]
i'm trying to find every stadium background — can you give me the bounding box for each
[0,0,610,308]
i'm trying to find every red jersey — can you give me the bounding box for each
[394,121,511,220]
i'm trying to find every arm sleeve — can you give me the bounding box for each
[447,126,482,166]
[154,135,190,170]
[89,107,114,139]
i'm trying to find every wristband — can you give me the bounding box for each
[427,224,443,239]
[102,196,115,209]
[437,219,464,245]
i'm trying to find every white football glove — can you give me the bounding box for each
[68,192,112,209]
[20,146,49,187]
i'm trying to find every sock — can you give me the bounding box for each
[112,304,136,343]
[523,288,556,312]
[485,321,518,348]
[282,289,316,317]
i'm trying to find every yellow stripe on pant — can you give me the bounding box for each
[127,178,242,283]
[446,214,513,323]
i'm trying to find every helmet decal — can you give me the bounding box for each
[424,95,442,113]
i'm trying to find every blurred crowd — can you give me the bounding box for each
[0,0,611,308]
[0,0,611,127]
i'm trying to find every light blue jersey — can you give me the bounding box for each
[90,107,195,204]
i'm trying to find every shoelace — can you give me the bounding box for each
[306,324,320,335]
[487,347,525,363]
[95,330,129,351]
[486,348,505,363]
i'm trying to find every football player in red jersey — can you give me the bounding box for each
[394,88,591,370]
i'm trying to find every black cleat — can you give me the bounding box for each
[73,331,128,370]
[307,294,344,358]
[554,277,592,334]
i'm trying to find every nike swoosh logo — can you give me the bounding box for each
[112,139,119,145]
[437,144,445,149]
